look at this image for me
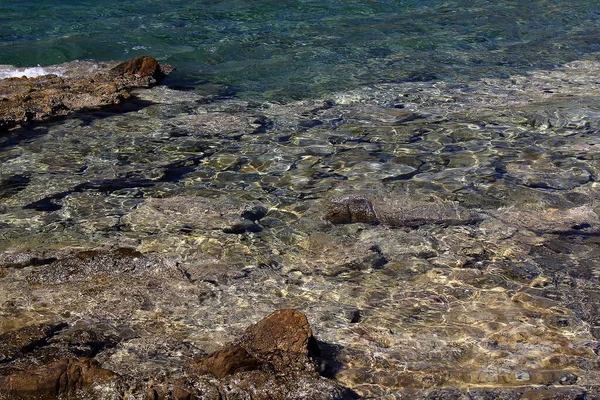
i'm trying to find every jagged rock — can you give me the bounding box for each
[183,309,352,399]
[242,309,314,356]
[187,345,265,379]
[111,55,172,79]
[189,309,317,378]
[0,56,173,131]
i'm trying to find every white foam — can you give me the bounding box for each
[0,65,64,80]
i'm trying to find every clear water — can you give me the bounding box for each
[2,1,600,397]
[2,0,600,99]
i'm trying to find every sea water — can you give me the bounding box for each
[2,0,600,99]
[2,1,600,397]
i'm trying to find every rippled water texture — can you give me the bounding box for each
[1,0,600,99]
[2,59,600,396]
[2,0,600,398]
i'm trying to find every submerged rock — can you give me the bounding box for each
[0,56,173,131]
[325,195,379,224]
[325,194,480,227]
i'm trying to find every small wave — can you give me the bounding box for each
[0,65,65,79]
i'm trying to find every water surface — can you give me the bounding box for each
[2,1,600,398]
[2,0,600,99]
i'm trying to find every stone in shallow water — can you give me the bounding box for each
[180,309,353,399]
[325,194,479,227]
[325,195,379,224]
[189,309,318,377]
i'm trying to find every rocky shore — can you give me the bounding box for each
[0,304,352,399]
[2,58,600,398]
[0,56,173,132]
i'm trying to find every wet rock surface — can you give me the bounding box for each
[2,59,600,398]
[0,56,173,131]
[0,298,350,399]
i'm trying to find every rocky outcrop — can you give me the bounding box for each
[0,358,119,400]
[110,56,168,79]
[0,307,352,400]
[180,309,350,399]
[189,309,318,377]
[0,56,173,131]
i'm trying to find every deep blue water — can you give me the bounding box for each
[2,0,600,99]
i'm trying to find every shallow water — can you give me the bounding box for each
[2,1,600,398]
[2,60,600,396]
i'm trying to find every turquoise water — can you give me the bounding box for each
[2,0,600,99]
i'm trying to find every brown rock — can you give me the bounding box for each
[179,310,353,398]
[242,308,314,356]
[0,56,173,132]
[187,345,265,379]
[0,358,118,399]
[188,309,320,382]
[111,55,163,79]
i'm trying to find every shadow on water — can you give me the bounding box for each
[2,96,163,212]
[313,339,361,399]
[314,340,348,379]
[0,96,156,150]
[23,151,215,212]
[0,125,49,151]
[68,96,156,126]
[0,174,31,200]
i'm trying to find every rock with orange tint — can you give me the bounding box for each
[183,309,353,399]
[111,55,173,79]
[0,358,119,399]
[242,308,314,356]
[0,56,173,131]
